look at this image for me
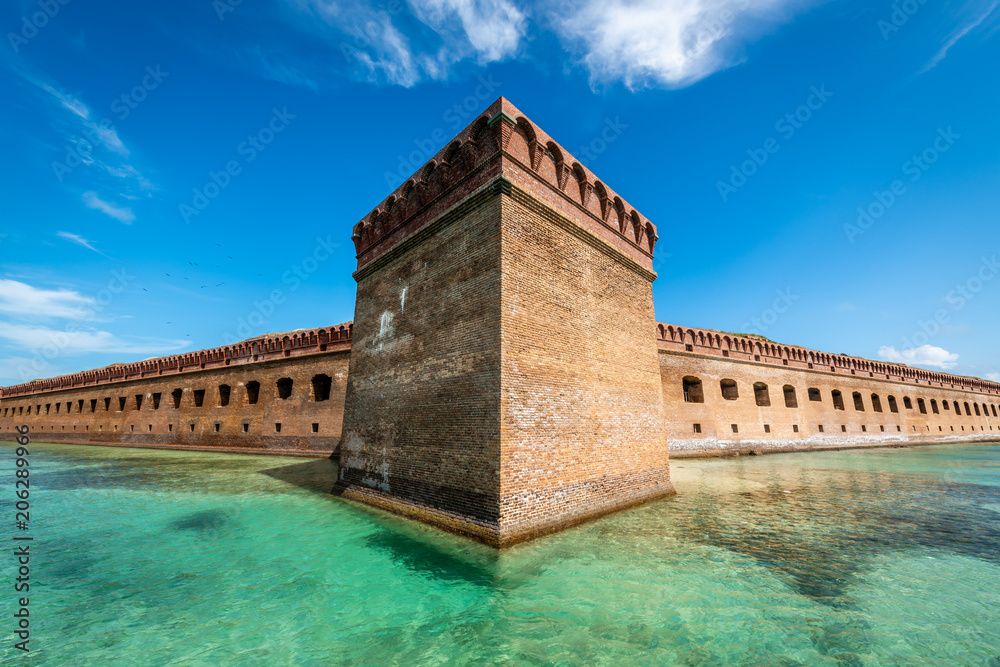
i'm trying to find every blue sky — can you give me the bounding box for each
[1,0,998,385]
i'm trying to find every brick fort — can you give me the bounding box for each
[3,98,999,546]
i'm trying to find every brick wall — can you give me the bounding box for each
[660,350,1000,455]
[336,185,504,541]
[0,343,350,455]
[497,189,673,543]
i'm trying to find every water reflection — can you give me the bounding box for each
[4,441,998,666]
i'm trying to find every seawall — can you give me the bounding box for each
[658,324,1000,456]
[4,320,999,458]
[0,325,352,456]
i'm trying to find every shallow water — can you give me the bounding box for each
[1,441,999,665]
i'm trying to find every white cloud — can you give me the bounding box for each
[878,344,960,370]
[82,191,135,224]
[986,373,1000,382]
[409,0,526,62]
[921,1,999,74]
[278,0,822,88]
[0,322,188,356]
[287,0,526,86]
[0,279,191,384]
[0,279,96,320]
[549,0,819,89]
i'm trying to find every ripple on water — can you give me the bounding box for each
[1,441,998,665]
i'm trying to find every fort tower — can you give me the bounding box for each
[335,98,674,546]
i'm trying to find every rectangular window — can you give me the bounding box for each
[275,423,282,433]
[793,425,799,433]
[311,423,319,433]
[193,390,205,407]
[731,424,739,433]
[242,423,249,433]
[764,424,771,434]
[818,425,824,432]
[693,423,702,434]
[841,425,847,432]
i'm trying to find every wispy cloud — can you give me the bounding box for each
[921,1,999,73]
[285,0,527,87]
[9,63,153,217]
[31,77,130,156]
[987,372,1000,382]
[57,231,108,257]
[0,279,96,320]
[878,344,960,370]
[82,191,135,224]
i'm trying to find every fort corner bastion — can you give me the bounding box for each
[2,97,999,546]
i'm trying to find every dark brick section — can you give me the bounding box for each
[337,188,504,534]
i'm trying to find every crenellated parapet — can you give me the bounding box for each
[351,97,658,273]
[657,323,1000,396]
[0,323,352,399]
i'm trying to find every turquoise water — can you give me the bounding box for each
[2,442,999,666]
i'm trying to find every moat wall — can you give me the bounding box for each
[0,327,351,455]
[658,325,1000,456]
[6,336,999,457]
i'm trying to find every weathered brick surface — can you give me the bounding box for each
[658,324,1000,455]
[337,187,504,535]
[497,192,672,542]
[0,329,351,455]
[336,97,672,547]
